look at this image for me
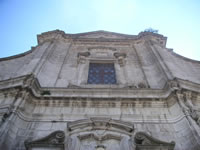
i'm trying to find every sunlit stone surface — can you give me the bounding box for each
[0,30,200,150]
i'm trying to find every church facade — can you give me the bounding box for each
[0,30,200,150]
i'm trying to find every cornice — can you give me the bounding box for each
[164,47,200,63]
[0,46,38,61]
[178,78,200,93]
[0,75,28,90]
[13,107,188,124]
[37,30,167,45]
[0,75,200,100]
[0,30,166,64]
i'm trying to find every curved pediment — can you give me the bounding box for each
[67,117,134,135]
[24,130,65,150]
[135,132,175,150]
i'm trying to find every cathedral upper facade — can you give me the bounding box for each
[0,30,200,150]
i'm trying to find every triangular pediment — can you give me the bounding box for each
[73,30,135,39]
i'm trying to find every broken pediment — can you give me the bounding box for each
[134,132,175,150]
[24,130,175,150]
[24,119,175,150]
[24,130,65,150]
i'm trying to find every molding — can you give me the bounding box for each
[88,46,117,51]
[24,130,65,150]
[37,30,167,45]
[11,107,188,124]
[135,132,175,150]
[68,117,134,136]
[24,129,175,150]
[0,75,200,100]
[163,47,200,63]
[178,78,200,93]
[0,46,38,61]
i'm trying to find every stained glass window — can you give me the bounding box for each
[88,63,116,84]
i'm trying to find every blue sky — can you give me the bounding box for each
[0,0,200,60]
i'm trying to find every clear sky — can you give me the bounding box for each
[0,0,200,60]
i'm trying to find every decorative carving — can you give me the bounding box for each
[184,91,200,126]
[23,120,176,150]
[77,51,90,64]
[24,130,65,150]
[113,52,127,67]
[66,118,135,150]
[134,132,175,150]
[168,79,179,90]
[176,90,200,130]
[67,117,134,134]
[176,91,191,117]
[23,74,35,88]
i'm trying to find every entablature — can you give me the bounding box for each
[0,75,200,100]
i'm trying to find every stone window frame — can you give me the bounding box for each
[87,61,117,85]
[81,58,120,88]
[76,48,127,88]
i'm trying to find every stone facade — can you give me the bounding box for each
[0,30,200,150]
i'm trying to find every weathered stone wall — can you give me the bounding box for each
[0,102,199,150]
[0,85,200,149]
[0,42,50,81]
[154,44,200,84]
[0,30,200,150]
[1,30,199,89]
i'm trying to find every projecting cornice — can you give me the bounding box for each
[37,29,167,45]
[0,45,37,61]
[0,74,200,100]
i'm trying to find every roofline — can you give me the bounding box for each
[5,29,200,64]
[37,29,166,40]
[0,46,37,61]
[0,30,166,61]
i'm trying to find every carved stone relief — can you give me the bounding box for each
[24,118,175,150]
[88,47,115,59]
[177,90,200,127]
[168,79,179,91]
[24,130,65,150]
[113,52,127,67]
[77,52,90,64]
[66,117,134,150]
[184,91,200,126]
[134,132,175,150]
